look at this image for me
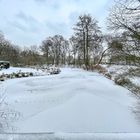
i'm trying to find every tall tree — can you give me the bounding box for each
[73,14,102,68]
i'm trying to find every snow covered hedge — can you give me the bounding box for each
[114,76,131,86]
[102,65,140,96]
[0,71,34,81]
[90,65,140,96]
[0,66,61,81]
[114,68,140,95]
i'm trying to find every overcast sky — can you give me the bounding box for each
[0,0,113,47]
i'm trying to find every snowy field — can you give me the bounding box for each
[0,67,140,135]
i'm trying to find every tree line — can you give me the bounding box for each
[0,0,140,68]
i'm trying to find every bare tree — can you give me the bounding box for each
[69,36,78,66]
[107,0,140,65]
[40,35,70,65]
[73,14,102,69]
[40,37,52,63]
[108,0,140,39]
[20,46,42,66]
[0,32,21,66]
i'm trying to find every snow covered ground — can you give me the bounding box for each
[1,133,140,140]
[0,68,140,133]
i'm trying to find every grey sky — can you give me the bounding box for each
[0,0,113,47]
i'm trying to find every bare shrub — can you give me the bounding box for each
[114,76,131,86]
[105,72,112,80]
[128,68,140,77]
[91,65,108,74]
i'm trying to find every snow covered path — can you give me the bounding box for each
[1,68,140,133]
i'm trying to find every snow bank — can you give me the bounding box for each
[0,66,61,82]
[1,133,140,140]
[0,67,47,76]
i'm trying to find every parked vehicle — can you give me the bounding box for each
[0,61,10,69]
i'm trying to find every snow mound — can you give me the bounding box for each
[1,133,140,140]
